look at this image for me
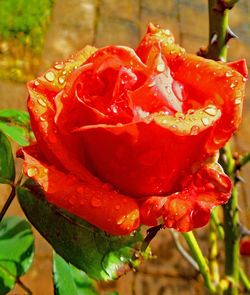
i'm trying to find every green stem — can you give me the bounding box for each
[211,209,250,292]
[209,208,220,284]
[239,268,250,293]
[223,186,240,295]
[182,232,216,293]
[211,209,225,240]
[207,0,229,61]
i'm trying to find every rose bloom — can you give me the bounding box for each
[18,24,247,235]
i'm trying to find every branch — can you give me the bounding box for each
[182,232,217,293]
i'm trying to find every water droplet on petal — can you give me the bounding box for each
[45,71,55,82]
[175,112,185,120]
[235,98,241,105]
[34,80,39,86]
[170,124,177,130]
[117,215,126,225]
[91,197,102,207]
[54,63,65,70]
[187,109,195,115]
[190,125,199,135]
[58,76,66,85]
[225,71,233,77]
[204,107,217,116]
[115,205,121,210]
[230,83,236,89]
[27,167,38,177]
[40,116,45,121]
[157,63,165,72]
[242,77,247,82]
[201,117,209,126]
[38,98,47,107]
[148,80,156,87]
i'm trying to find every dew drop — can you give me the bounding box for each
[45,71,55,82]
[115,205,121,210]
[27,167,38,177]
[242,77,247,82]
[170,124,177,130]
[148,80,156,87]
[156,63,165,72]
[58,76,66,85]
[91,197,102,208]
[204,107,217,116]
[54,63,65,70]
[131,213,137,221]
[195,64,200,68]
[190,125,199,135]
[201,117,209,126]
[235,98,241,105]
[117,215,126,225]
[225,71,233,77]
[34,80,39,86]
[38,98,47,107]
[230,83,236,89]
[187,109,195,115]
[175,112,185,120]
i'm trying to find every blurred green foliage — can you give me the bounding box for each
[0,0,54,53]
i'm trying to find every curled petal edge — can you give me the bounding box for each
[139,164,232,232]
[17,144,140,236]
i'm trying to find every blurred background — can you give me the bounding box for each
[0,0,249,294]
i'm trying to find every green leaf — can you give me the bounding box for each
[0,216,35,294]
[53,252,99,295]
[18,180,150,281]
[0,109,33,146]
[0,131,15,184]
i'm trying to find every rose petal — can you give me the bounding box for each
[73,118,220,196]
[140,164,231,231]
[227,59,248,79]
[162,165,232,232]
[136,24,247,152]
[19,144,140,236]
[55,46,148,133]
[27,51,103,185]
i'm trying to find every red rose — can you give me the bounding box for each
[18,24,247,235]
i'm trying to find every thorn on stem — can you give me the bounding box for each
[225,26,238,43]
[211,33,218,45]
[239,223,250,237]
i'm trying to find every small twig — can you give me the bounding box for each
[16,278,33,295]
[238,152,250,168]
[0,185,16,223]
[169,229,199,271]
